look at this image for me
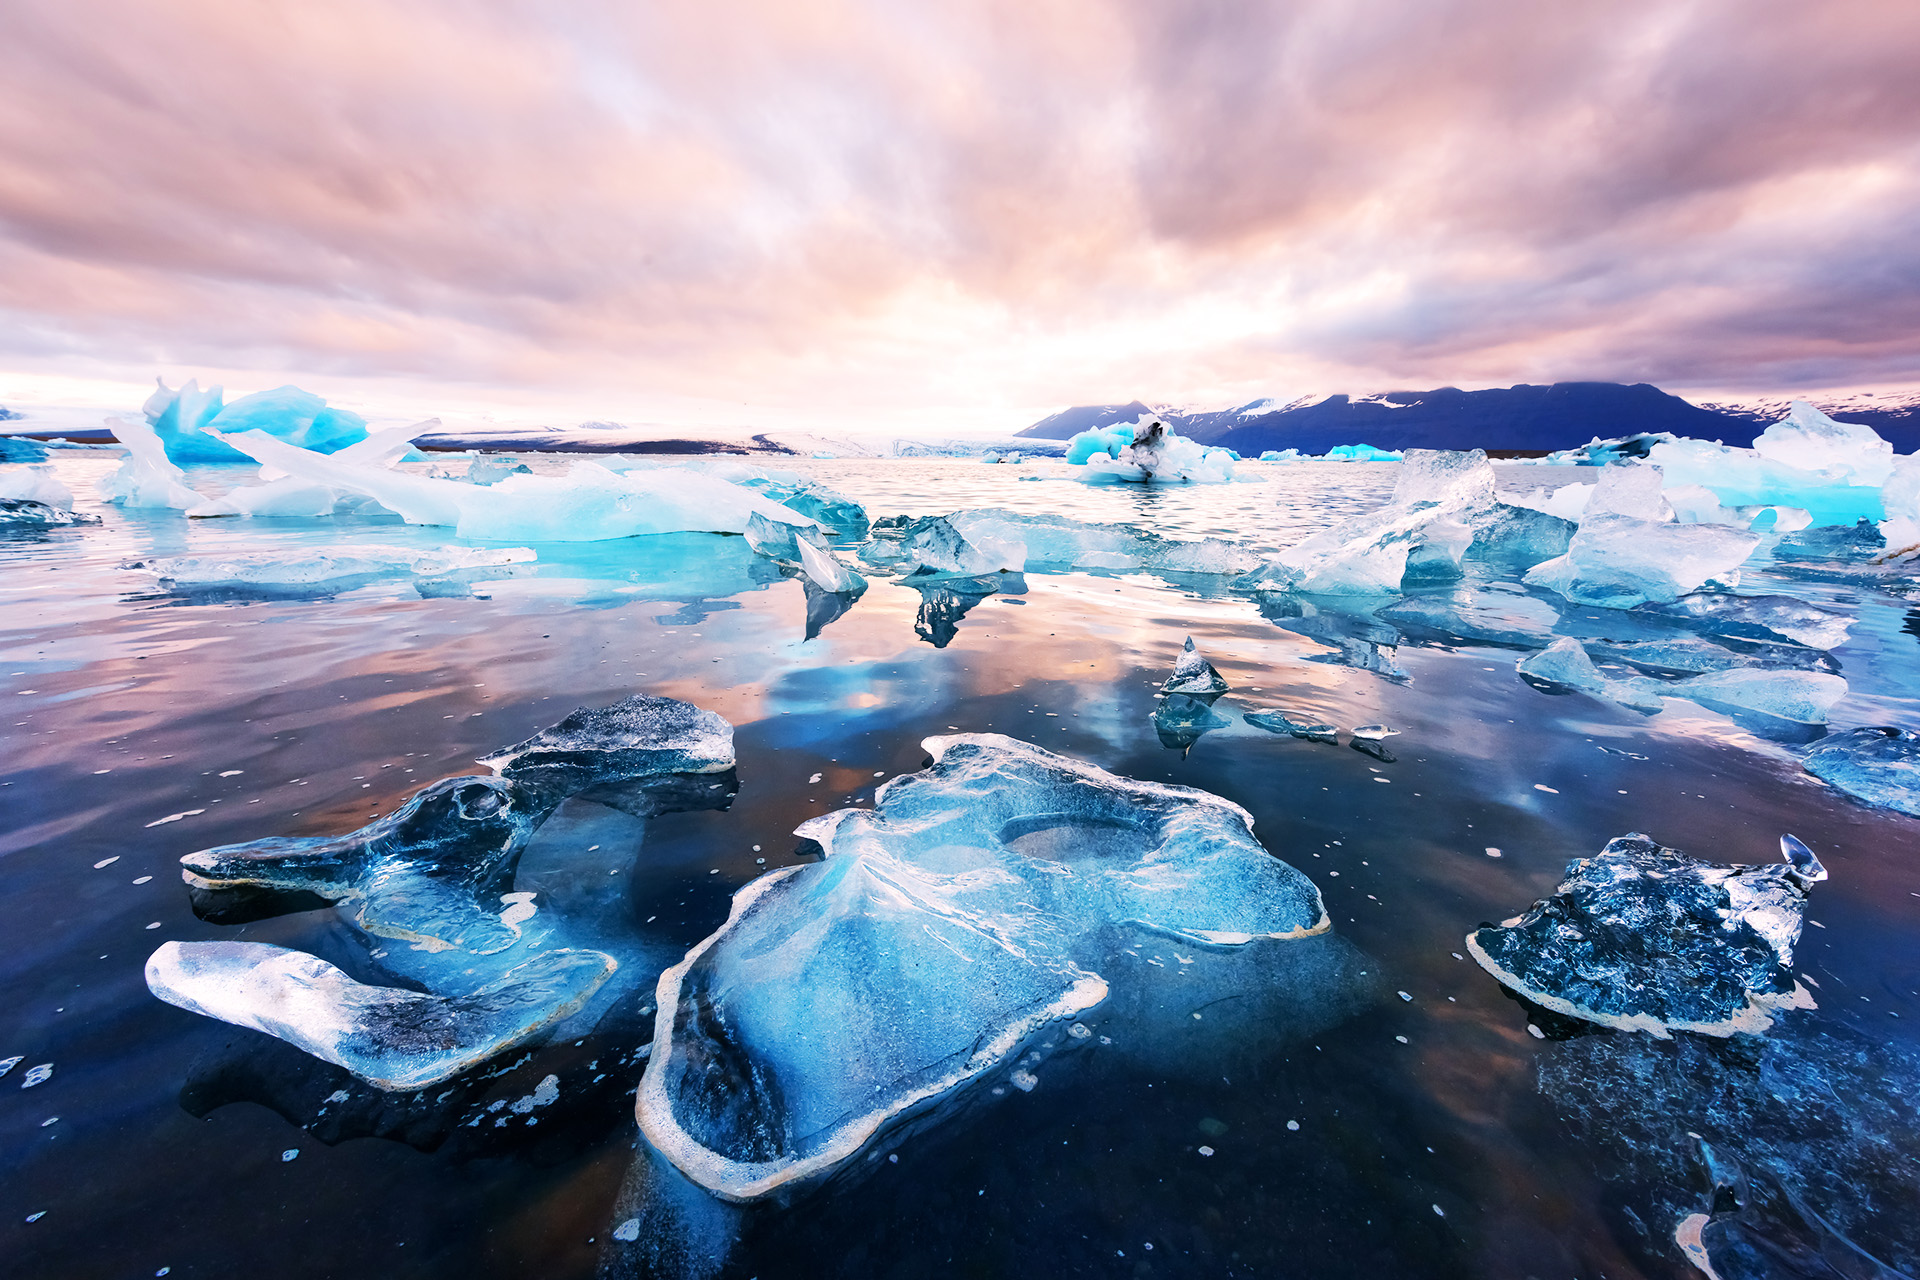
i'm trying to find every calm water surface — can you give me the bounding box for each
[4,453,1919,1280]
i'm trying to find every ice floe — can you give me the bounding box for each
[130,544,534,589]
[1802,727,1920,818]
[1524,515,1760,609]
[635,734,1328,1201]
[1068,417,1236,484]
[1468,832,1825,1037]
[150,696,736,1088]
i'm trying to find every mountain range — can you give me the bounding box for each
[1016,382,1920,456]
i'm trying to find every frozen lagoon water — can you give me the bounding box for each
[4,451,1920,1279]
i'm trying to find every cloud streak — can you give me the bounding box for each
[2,0,1917,428]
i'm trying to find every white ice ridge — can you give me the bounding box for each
[97,413,204,510]
[146,941,615,1091]
[185,421,429,519]
[636,734,1329,1202]
[1239,448,1572,595]
[132,544,535,587]
[211,430,817,541]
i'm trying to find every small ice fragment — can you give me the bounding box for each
[26,1211,45,1222]
[144,809,206,828]
[1485,848,1502,858]
[1163,636,1231,695]
[94,857,120,869]
[1527,1024,1545,1039]
[1197,1145,1215,1157]
[0,1056,19,1078]
[1533,785,1558,794]
[133,875,152,884]
[612,1218,641,1242]
[40,1116,57,1127]
[809,773,822,784]
[325,1089,350,1104]
[1351,724,1399,739]
[281,1148,299,1162]
[146,921,161,929]
[219,770,244,777]
[1397,991,1412,1001]
[1286,1120,1300,1131]
[1432,1205,1445,1217]
[498,892,538,929]
[1067,1022,1092,1039]
[1009,1069,1038,1092]
[1395,1035,1409,1044]
[22,1062,53,1087]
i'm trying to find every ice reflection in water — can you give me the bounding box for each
[0,451,1917,1280]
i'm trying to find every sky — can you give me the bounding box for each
[3,0,1918,433]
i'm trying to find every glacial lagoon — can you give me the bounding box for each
[5,447,1920,1280]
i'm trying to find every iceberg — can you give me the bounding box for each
[635,734,1328,1201]
[146,942,614,1092]
[1648,402,1895,527]
[1515,638,1667,712]
[147,378,371,465]
[1802,727,1920,818]
[1880,453,1920,554]
[186,423,430,519]
[1633,592,1852,650]
[154,696,735,1087]
[98,414,204,510]
[1242,449,1567,595]
[1258,449,1301,463]
[1320,443,1403,461]
[869,514,1026,577]
[1163,636,1230,694]
[1063,421,1136,465]
[0,435,48,462]
[743,512,868,595]
[1076,418,1236,484]
[1524,514,1760,609]
[1676,669,1848,727]
[1467,832,1825,1037]
[212,431,814,542]
[131,544,534,589]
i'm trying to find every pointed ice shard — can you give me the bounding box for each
[1467,831,1823,1037]
[1163,636,1230,694]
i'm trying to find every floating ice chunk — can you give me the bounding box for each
[0,498,99,530]
[0,1055,20,1079]
[1633,592,1851,650]
[1582,465,1673,522]
[185,422,427,519]
[1164,637,1230,694]
[1244,450,1565,595]
[887,515,1025,577]
[1078,419,1236,484]
[1752,401,1896,486]
[0,464,74,510]
[652,462,870,537]
[98,415,204,510]
[1879,454,1920,555]
[478,694,737,799]
[212,431,812,541]
[1065,422,1136,464]
[944,509,1259,577]
[636,734,1328,1201]
[0,434,48,462]
[1508,482,1595,522]
[1320,443,1403,461]
[1648,404,1895,527]
[21,1062,52,1087]
[1803,727,1920,818]
[1516,638,1667,712]
[1350,724,1398,739]
[1258,449,1300,462]
[742,512,867,594]
[144,377,225,461]
[1467,833,1825,1037]
[1676,669,1846,727]
[132,544,534,589]
[1243,710,1338,743]
[146,941,613,1091]
[1584,636,1773,676]
[1524,515,1760,609]
[1537,432,1679,467]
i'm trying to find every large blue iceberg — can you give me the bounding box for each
[144,377,371,465]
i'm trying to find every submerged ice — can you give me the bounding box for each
[635,734,1328,1201]
[1468,832,1826,1038]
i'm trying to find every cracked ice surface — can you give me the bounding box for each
[636,734,1328,1201]
[1468,833,1826,1038]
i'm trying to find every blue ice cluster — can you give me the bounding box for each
[143,377,371,464]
